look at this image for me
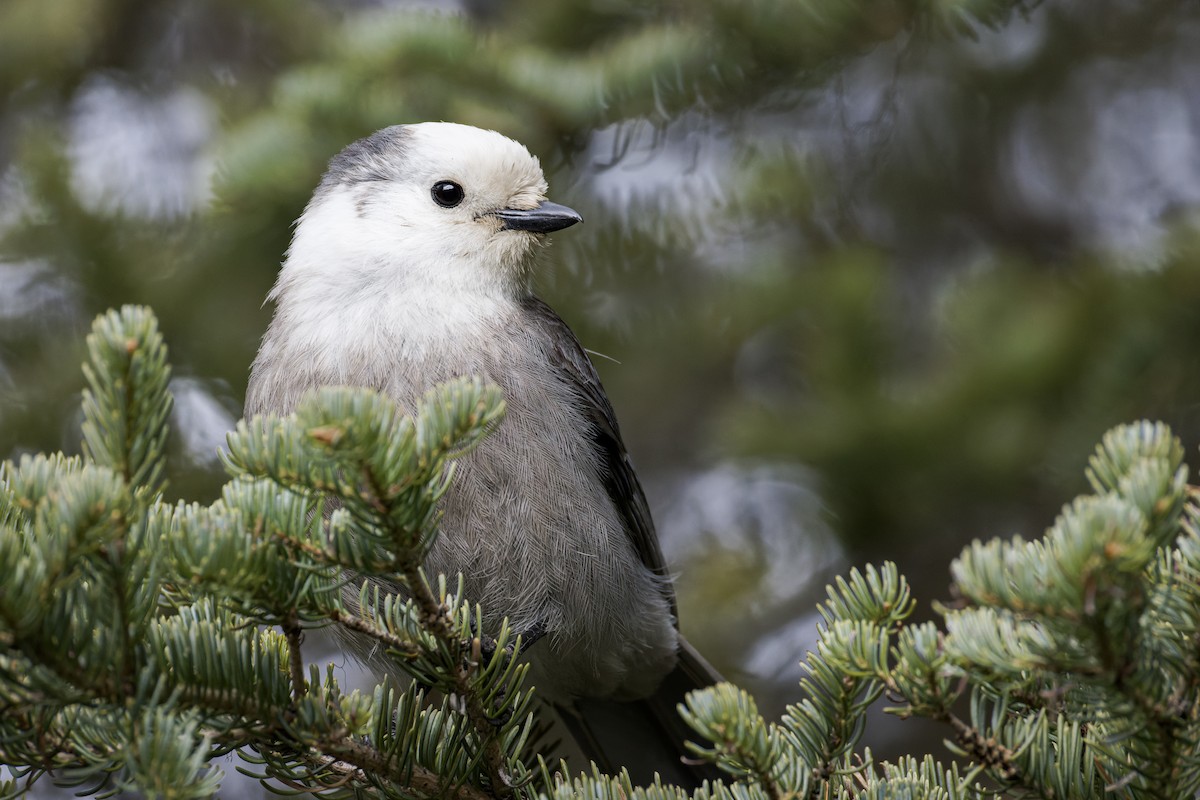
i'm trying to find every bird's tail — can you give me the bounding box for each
[551,637,726,789]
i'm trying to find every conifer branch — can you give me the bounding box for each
[80,306,172,496]
[946,712,1019,783]
[11,306,1200,799]
[365,466,517,798]
[328,608,422,657]
[321,736,497,800]
[282,613,308,702]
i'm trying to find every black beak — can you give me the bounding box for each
[491,201,582,233]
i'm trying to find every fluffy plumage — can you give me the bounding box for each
[246,122,681,701]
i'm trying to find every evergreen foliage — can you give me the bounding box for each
[4,309,1200,798]
[5,3,1200,758]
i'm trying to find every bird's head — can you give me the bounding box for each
[275,122,581,303]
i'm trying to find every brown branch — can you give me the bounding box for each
[399,560,513,797]
[101,508,137,696]
[329,608,421,657]
[274,531,329,561]
[207,719,495,800]
[178,685,282,727]
[282,613,308,702]
[324,737,495,800]
[947,713,1019,782]
[354,455,514,799]
[0,617,113,705]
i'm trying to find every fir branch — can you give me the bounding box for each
[282,612,309,702]
[329,607,422,658]
[680,683,785,799]
[321,736,496,800]
[391,539,514,797]
[18,306,1200,799]
[79,306,172,496]
[177,685,283,729]
[225,380,526,795]
[95,504,146,699]
[946,713,1019,783]
[295,380,519,797]
[0,625,101,703]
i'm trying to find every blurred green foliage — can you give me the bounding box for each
[3,0,1200,740]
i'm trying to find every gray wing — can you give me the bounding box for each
[520,295,677,620]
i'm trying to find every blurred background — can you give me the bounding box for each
[3,0,1200,774]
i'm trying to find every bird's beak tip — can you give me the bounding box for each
[492,200,583,234]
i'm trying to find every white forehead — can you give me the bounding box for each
[317,122,548,206]
[405,122,542,181]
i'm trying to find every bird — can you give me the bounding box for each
[245,122,721,786]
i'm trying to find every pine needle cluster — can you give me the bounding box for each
[3,306,1200,799]
[675,425,1200,799]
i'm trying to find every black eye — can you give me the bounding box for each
[431,181,465,208]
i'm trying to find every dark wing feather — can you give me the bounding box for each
[520,295,676,620]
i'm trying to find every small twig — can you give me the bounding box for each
[481,619,546,663]
[282,613,308,702]
[275,531,330,562]
[329,608,421,657]
[243,732,495,800]
[947,713,1019,782]
[356,458,518,797]
[181,685,281,727]
[401,560,513,797]
[324,736,497,800]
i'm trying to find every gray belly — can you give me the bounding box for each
[405,354,677,700]
[249,307,679,700]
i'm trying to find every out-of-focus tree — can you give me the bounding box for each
[3,0,1200,744]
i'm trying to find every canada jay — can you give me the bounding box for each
[246,122,720,784]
